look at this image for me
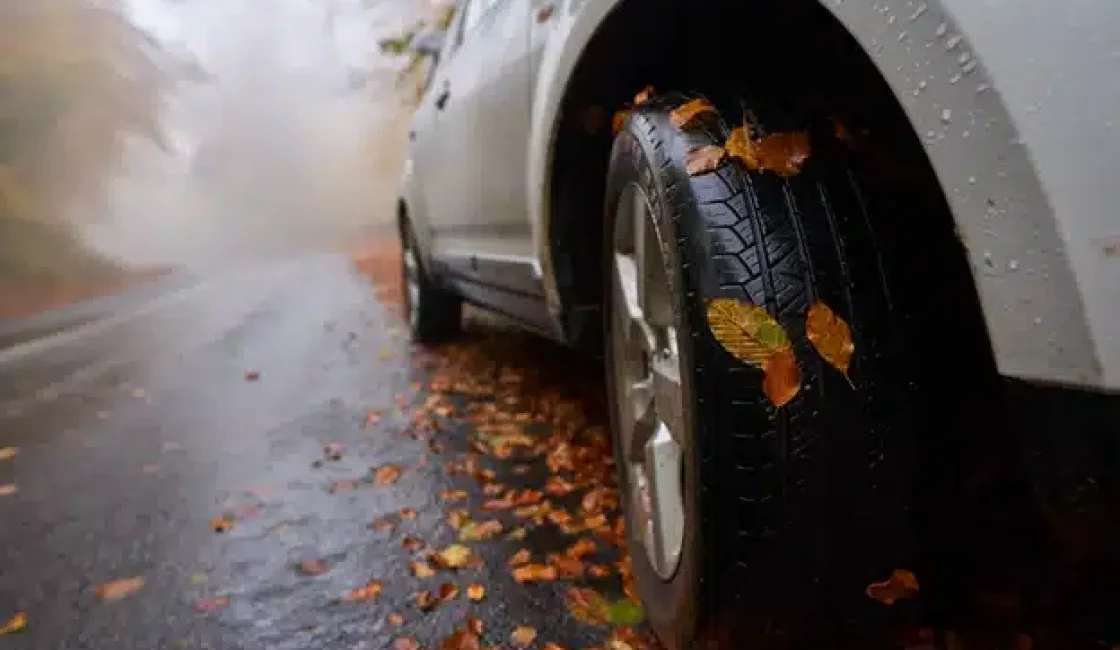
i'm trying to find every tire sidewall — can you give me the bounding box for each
[604,113,703,650]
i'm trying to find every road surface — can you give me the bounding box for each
[0,252,650,649]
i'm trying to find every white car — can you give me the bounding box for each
[398,0,1120,646]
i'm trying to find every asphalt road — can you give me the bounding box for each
[0,253,648,649]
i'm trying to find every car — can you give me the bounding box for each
[396,1,1120,647]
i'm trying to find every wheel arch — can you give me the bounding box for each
[528,0,1103,388]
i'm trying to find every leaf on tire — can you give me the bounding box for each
[706,298,799,407]
[633,85,655,106]
[670,98,716,129]
[612,110,631,135]
[806,300,855,385]
[725,126,812,177]
[866,569,920,606]
[685,145,725,176]
[0,612,27,635]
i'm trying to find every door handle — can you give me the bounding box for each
[434,85,450,110]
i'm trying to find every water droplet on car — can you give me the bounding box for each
[935,22,948,36]
[958,51,972,64]
[946,34,963,50]
[968,176,976,184]
[898,30,909,41]
[949,73,962,84]
[941,109,952,123]
[909,3,927,20]
[1008,259,1019,271]
[961,60,978,74]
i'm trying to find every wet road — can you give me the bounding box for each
[0,252,649,649]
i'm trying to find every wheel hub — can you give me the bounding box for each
[610,182,686,580]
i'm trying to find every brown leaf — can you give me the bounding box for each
[395,637,421,650]
[388,612,405,626]
[512,563,558,583]
[482,482,505,496]
[438,583,459,601]
[375,465,402,485]
[194,596,230,612]
[244,371,260,381]
[296,558,329,576]
[588,564,612,579]
[544,475,575,496]
[0,612,27,635]
[706,297,792,367]
[466,583,486,601]
[612,110,632,136]
[329,479,359,493]
[466,616,484,635]
[415,590,438,612]
[323,442,345,461]
[566,538,597,559]
[806,300,856,384]
[459,519,503,542]
[363,410,383,427]
[535,4,554,23]
[725,126,812,177]
[670,98,716,129]
[511,626,538,648]
[96,577,145,601]
[433,544,473,569]
[402,536,426,553]
[508,548,532,567]
[0,484,18,497]
[371,517,396,532]
[633,86,655,106]
[441,627,482,650]
[210,516,234,533]
[411,561,437,578]
[866,569,920,606]
[0,447,17,461]
[341,580,383,601]
[439,489,468,502]
[544,644,568,650]
[762,348,802,408]
[400,507,418,520]
[548,554,585,579]
[685,145,725,176]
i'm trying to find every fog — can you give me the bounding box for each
[2,0,433,291]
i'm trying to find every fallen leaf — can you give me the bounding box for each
[341,580,383,602]
[395,637,421,650]
[296,559,329,576]
[512,563,558,583]
[439,489,468,502]
[466,583,486,601]
[0,484,17,497]
[588,564,612,579]
[706,297,799,406]
[210,516,234,533]
[400,507,418,520]
[363,410,383,427]
[0,447,17,461]
[402,536,426,553]
[866,569,920,606]
[415,590,438,612]
[466,616,484,635]
[244,371,260,381]
[96,577,145,601]
[375,465,403,485]
[806,300,856,384]
[329,479,359,493]
[544,644,567,650]
[670,98,716,129]
[434,544,473,569]
[685,145,726,176]
[725,126,812,177]
[762,348,802,407]
[438,583,459,601]
[194,596,230,613]
[447,509,470,529]
[441,627,482,650]
[371,517,396,532]
[566,538,597,559]
[459,519,503,542]
[483,482,505,496]
[633,86,654,106]
[388,612,404,626]
[548,553,585,579]
[511,625,538,648]
[507,527,528,541]
[0,612,26,635]
[323,442,345,461]
[508,548,532,567]
[411,561,437,578]
[612,110,632,136]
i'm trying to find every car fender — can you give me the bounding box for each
[528,0,1118,389]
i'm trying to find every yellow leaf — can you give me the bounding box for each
[705,298,791,368]
[669,98,716,129]
[466,583,486,601]
[96,577,145,601]
[762,349,801,408]
[724,126,759,169]
[0,612,27,635]
[511,626,538,648]
[434,544,472,569]
[684,145,725,176]
[806,301,855,385]
[725,126,812,178]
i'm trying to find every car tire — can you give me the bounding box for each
[400,220,461,342]
[604,92,916,649]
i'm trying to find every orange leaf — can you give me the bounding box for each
[341,580,383,602]
[508,548,532,567]
[0,612,27,635]
[411,561,437,578]
[96,577,145,601]
[762,348,802,408]
[433,544,473,569]
[371,517,396,532]
[296,558,329,576]
[0,484,16,497]
[806,300,856,384]
[402,536,426,553]
[466,583,486,601]
[210,516,234,532]
[633,86,655,106]
[374,465,402,485]
[415,590,438,611]
[544,643,568,650]
[363,410,382,427]
[685,145,725,176]
[441,627,482,650]
[439,583,460,601]
[512,563,558,583]
[395,637,421,650]
[566,587,609,626]
[194,596,230,612]
[724,126,759,169]
[400,507,418,520]
[511,626,538,648]
[387,612,405,626]
[725,126,812,178]
[612,110,632,136]
[866,569,920,606]
[670,98,716,129]
[439,489,468,502]
[566,538,597,559]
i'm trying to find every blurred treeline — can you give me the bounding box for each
[0,0,183,284]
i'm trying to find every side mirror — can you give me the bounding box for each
[409,30,446,57]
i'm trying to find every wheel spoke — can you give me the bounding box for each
[613,253,656,354]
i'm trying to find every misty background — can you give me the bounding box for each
[0,0,440,316]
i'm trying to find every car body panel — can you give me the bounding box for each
[526,0,1119,390]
